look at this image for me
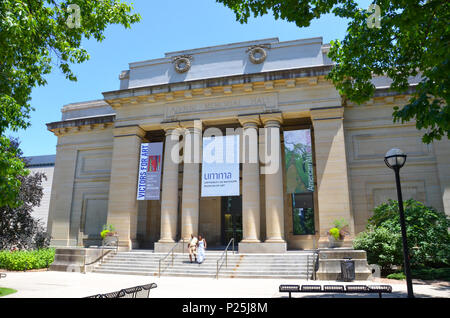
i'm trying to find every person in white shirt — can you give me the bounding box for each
[188,234,198,263]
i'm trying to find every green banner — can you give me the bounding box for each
[284,129,314,193]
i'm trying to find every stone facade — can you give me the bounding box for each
[24,155,55,229]
[46,37,450,252]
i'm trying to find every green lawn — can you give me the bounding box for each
[0,287,17,297]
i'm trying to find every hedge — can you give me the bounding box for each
[0,248,55,271]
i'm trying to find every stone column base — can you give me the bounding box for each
[154,241,185,253]
[238,242,287,253]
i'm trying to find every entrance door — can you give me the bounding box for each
[221,196,242,245]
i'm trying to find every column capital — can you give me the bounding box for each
[113,125,146,138]
[179,119,203,133]
[238,114,261,128]
[161,121,181,135]
[310,106,344,123]
[260,112,283,127]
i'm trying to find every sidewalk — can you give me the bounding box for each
[1,270,449,298]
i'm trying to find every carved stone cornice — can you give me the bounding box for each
[102,65,334,106]
[46,115,115,136]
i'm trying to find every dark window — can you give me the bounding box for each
[292,193,315,235]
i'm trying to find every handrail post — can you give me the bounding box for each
[226,250,228,268]
[83,252,86,274]
[306,255,309,281]
[232,238,234,254]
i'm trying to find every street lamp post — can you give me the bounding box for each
[384,148,414,298]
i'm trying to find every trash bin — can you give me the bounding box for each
[340,258,355,282]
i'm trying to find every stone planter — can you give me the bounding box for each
[328,235,345,248]
[102,234,118,247]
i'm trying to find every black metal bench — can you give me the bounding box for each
[85,283,157,298]
[279,284,392,298]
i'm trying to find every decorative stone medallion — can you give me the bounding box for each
[247,45,269,64]
[172,55,193,73]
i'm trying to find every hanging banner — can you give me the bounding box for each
[284,129,314,193]
[137,142,163,200]
[201,135,240,197]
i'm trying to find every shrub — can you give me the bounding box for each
[368,199,450,268]
[353,226,403,273]
[387,272,406,280]
[411,267,450,282]
[0,248,55,271]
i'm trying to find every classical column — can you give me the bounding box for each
[106,125,146,250]
[239,115,261,243]
[260,113,286,244]
[311,107,354,246]
[47,141,78,246]
[158,122,182,245]
[180,120,202,241]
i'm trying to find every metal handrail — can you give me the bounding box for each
[158,239,185,277]
[306,248,319,281]
[216,238,235,279]
[83,246,116,274]
[311,249,319,281]
[307,254,310,281]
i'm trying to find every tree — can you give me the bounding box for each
[368,199,450,268]
[0,139,50,250]
[354,199,450,272]
[217,0,449,143]
[0,0,141,207]
[353,225,403,274]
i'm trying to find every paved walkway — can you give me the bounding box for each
[0,271,449,298]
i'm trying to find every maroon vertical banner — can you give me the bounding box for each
[137,142,163,200]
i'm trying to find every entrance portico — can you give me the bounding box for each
[46,37,355,252]
[47,36,445,254]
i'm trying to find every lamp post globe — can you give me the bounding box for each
[384,147,414,298]
[384,148,407,169]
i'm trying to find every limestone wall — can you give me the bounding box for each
[47,128,114,247]
[27,166,54,229]
[344,98,449,234]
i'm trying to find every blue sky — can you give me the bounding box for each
[12,0,371,156]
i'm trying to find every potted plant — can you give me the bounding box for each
[100,225,117,246]
[327,218,349,248]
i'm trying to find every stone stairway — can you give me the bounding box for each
[92,250,315,279]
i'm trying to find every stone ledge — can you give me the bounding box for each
[315,249,372,281]
[238,242,287,253]
[49,247,114,273]
[154,242,186,253]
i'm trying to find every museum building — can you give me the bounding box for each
[46,37,450,253]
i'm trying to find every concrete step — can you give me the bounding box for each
[93,269,309,279]
[93,251,315,279]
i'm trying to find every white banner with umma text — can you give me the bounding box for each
[137,142,163,200]
[201,135,240,197]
